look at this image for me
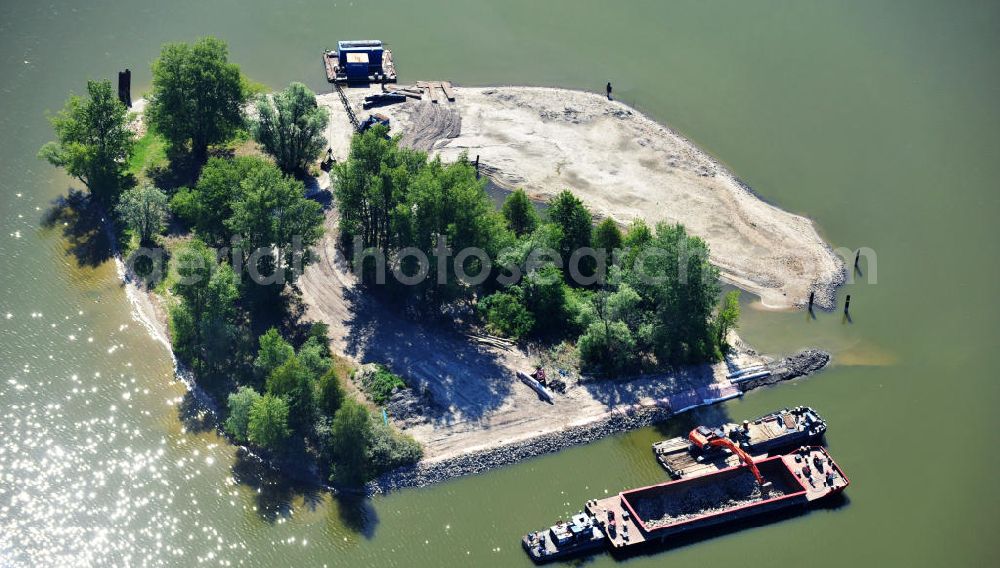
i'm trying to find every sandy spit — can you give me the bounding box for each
[318,85,845,310]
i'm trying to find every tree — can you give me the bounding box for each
[478,290,535,339]
[254,327,294,379]
[501,189,538,237]
[396,156,509,300]
[578,319,635,374]
[593,218,623,258]
[170,239,243,384]
[171,156,269,244]
[606,283,642,330]
[226,161,324,289]
[265,356,316,433]
[333,127,425,250]
[329,400,372,487]
[252,82,330,175]
[297,337,332,378]
[305,322,332,357]
[146,37,246,163]
[547,190,593,277]
[116,184,168,244]
[520,266,569,336]
[714,290,741,348]
[225,386,262,442]
[39,79,134,203]
[621,219,653,269]
[248,394,292,451]
[315,367,346,418]
[628,223,720,365]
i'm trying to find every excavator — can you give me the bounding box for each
[688,426,768,487]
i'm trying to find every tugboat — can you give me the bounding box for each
[653,406,827,479]
[521,512,606,563]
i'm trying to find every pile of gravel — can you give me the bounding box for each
[739,349,831,391]
[636,471,785,528]
[383,387,433,429]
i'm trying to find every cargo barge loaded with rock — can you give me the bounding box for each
[653,406,827,479]
[522,446,848,563]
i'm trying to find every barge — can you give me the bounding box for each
[323,40,397,84]
[653,406,826,479]
[522,446,848,563]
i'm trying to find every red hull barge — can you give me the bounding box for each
[586,446,848,551]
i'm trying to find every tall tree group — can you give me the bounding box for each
[39,79,134,204]
[146,37,247,164]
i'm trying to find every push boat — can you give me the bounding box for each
[521,512,605,562]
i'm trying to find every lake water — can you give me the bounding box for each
[1,0,998,565]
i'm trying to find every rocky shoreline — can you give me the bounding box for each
[368,405,673,494]
[368,348,830,494]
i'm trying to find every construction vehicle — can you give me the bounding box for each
[358,113,390,136]
[688,426,766,486]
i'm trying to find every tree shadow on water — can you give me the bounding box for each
[40,189,115,267]
[332,493,379,540]
[231,449,325,524]
[176,390,218,434]
[229,448,380,539]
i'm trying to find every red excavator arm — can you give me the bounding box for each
[688,427,766,485]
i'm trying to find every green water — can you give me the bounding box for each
[2,0,998,565]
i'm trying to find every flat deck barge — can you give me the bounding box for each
[323,40,397,84]
[653,406,826,479]
[523,447,848,562]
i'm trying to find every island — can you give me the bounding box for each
[39,36,841,495]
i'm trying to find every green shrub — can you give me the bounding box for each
[478,290,534,339]
[367,421,423,476]
[359,365,406,405]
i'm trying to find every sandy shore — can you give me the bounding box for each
[317,85,845,310]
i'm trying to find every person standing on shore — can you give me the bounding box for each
[606,82,613,100]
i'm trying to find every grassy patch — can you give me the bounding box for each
[330,353,356,383]
[128,130,168,181]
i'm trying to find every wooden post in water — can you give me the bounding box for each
[844,294,851,313]
[854,249,860,268]
[117,69,132,107]
[475,154,480,179]
[808,291,814,311]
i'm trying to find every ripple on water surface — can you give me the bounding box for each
[0,306,254,567]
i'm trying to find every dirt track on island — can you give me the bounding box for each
[299,209,759,462]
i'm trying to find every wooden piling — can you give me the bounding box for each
[475,154,480,179]
[117,69,132,107]
[808,291,814,310]
[844,294,851,313]
[854,250,860,268]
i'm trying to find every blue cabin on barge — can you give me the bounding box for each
[323,40,397,84]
